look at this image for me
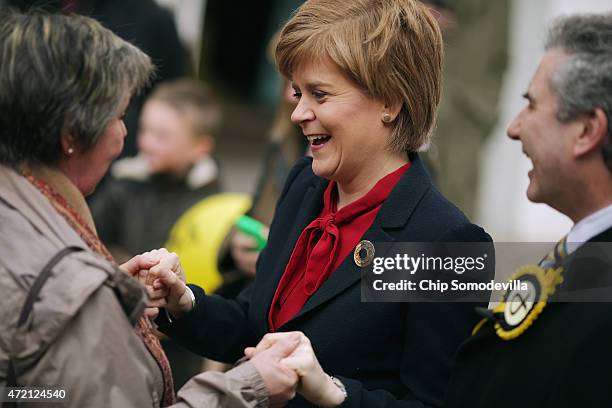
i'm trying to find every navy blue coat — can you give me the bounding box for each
[445,227,612,408]
[160,154,492,407]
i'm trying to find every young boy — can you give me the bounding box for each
[91,78,221,262]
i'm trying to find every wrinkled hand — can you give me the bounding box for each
[120,254,165,319]
[138,268,169,319]
[132,248,192,318]
[230,228,268,277]
[248,332,301,408]
[119,253,159,277]
[245,332,345,408]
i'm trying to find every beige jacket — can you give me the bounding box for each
[0,165,268,408]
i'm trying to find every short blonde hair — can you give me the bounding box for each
[148,79,222,137]
[276,0,443,152]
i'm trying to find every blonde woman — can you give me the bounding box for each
[154,1,492,407]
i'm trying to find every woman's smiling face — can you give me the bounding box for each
[290,58,396,186]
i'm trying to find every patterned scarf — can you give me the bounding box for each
[24,171,176,406]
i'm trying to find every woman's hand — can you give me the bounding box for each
[138,268,169,319]
[142,248,194,318]
[119,253,158,277]
[249,332,301,408]
[124,249,193,318]
[245,332,346,408]
[120,254,166,319]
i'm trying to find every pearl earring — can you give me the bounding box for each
[67,147,74,155]
[382,113,392,123]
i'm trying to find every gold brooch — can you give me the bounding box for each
[354,240,375,267]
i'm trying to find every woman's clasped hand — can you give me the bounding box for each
[134,248,346,407]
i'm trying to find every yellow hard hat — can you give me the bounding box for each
[165,193,252,293]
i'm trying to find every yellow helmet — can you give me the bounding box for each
[165,193,252,293]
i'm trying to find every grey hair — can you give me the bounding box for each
[545,13,612,172]
[0,9,155,167]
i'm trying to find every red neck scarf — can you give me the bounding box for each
[268,162,410,331]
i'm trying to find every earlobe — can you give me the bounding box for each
[60,128,77,156]
[381,102,402,124]
[574,108,608,158]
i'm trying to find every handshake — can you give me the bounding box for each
[120,248,192,320]
[120,248,346,408]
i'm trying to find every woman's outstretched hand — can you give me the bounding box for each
[245,331,346,408]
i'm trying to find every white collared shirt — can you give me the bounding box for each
[566,204,612,254]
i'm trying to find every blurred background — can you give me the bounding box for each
[3,0,611,391]
[2,0,611,242]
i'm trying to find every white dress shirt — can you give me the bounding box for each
[567,204,612,254]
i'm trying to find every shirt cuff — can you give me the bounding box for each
[155,284,203,328]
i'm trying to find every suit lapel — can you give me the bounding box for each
[289,220,394,323]
[589,227,612,242]
[255,178,327,332]
[281,154,434,327]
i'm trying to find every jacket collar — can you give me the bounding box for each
[377,152,432,228]
[295,152,432,227]
[0,165,88,250]
[111,155,219,190]
[255,174,327,332]
[22,162,97,233]
[266,153,433,330]
[588,227,612,243]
